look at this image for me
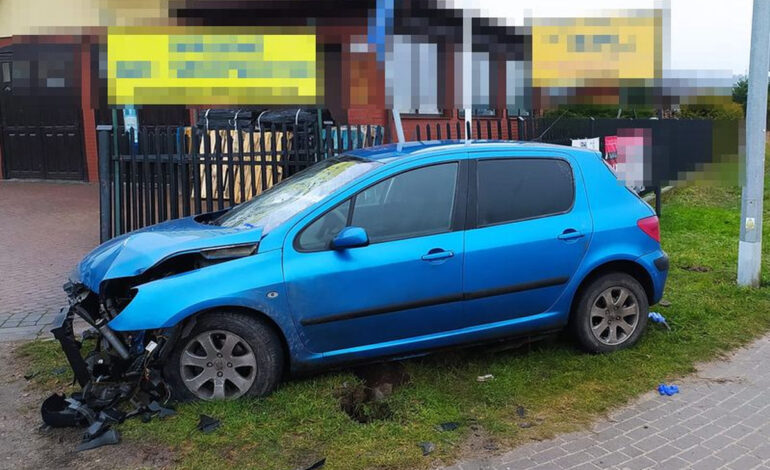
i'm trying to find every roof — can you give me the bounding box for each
[346,140,597,162]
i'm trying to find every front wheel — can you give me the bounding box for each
[164,311,284,401]
[571,273,648,353]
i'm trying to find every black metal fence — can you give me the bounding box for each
[98,116,740,241]
[97,122,386,241]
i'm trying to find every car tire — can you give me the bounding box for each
[164,311,284,401]
[571,272,649,354]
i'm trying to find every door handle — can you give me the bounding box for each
[421,249,454,261]
[558,229,585,241]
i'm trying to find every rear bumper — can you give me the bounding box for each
[637,250,669,305]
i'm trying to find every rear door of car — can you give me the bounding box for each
[462,150,593,327]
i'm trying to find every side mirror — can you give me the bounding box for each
[331,226,369,250]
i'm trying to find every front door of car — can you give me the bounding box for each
[462,153,592,327]
[283,161,468,353]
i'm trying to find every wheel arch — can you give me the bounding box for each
[569,260,654,320]
[173,305,292,375]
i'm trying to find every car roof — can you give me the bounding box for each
[346,140,599,162]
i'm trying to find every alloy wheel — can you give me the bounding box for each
[589,286,640,346]
[179,330,258,400]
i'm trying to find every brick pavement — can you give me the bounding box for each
[0,181,98,340]
[443,335,770,470]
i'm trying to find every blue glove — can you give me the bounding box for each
[658,383,679,396]
[649,312,671,330]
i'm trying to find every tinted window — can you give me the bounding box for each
[297,200,351,251]
[476,158,573,226]
[351,163,458,243]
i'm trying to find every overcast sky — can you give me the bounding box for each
[446,0,752,76]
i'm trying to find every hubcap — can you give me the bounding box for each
[180,330,257,400]
[590,286,640,346]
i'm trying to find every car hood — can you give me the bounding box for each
[76,216,263,293]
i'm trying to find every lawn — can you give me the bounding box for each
[17,165,770,470]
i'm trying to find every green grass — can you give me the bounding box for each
[17,163,770,470]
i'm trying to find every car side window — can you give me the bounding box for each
[351,163,458,244]
[296,200,351,251]
[476,158,573,227]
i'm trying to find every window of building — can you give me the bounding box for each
[476,159,573,227]
[506,60,530,116]
[386,36,439,115]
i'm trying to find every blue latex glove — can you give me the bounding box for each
[658,384,679,396]
[649,311,671,330]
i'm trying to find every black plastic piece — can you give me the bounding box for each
[654,254,670,271]
[41,394,87,428]
[51,313,90,387]
[76,428,120,452]
[197,414,221,433]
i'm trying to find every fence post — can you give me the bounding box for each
[97,125,113,243]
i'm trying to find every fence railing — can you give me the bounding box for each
[97,122,387,241]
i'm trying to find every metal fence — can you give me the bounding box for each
[97,122,386,241]
[98,115,739,241]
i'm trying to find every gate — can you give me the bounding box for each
[0,45,86,180]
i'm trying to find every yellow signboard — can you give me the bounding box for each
[108,27,319,105]
[532,15,662,88]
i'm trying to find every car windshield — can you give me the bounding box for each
[215,156,382,232]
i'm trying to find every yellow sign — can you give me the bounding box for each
[108,27,320,105]
[532,15,662,88]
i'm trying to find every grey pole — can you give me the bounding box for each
[463,15,472,140]
[738,0,770,287]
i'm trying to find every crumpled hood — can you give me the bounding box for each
[76,216,263,293]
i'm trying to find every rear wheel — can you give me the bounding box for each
[165,311,284,401]
[572,273,648,353]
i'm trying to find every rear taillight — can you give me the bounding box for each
[637,215,660,242]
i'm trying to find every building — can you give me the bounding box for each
[0,0,667,181]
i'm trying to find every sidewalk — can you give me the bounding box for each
[443,335,770,470]
[0,181,99,341]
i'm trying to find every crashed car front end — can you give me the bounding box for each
[43,215,265,449]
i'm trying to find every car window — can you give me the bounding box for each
[351,163,458,244]
[476,158,573,227]
[296,200,351,251]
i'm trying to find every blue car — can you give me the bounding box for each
[60,141,668,401]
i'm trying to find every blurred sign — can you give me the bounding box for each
[531,14,662,88]
[108,27,319,105]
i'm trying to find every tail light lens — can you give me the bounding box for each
[637,216,661,242]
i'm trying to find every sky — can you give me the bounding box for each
[445,0,753,76]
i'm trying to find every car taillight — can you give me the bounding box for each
[637,215,660,242]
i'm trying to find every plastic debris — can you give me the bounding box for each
[648,312,671,330]
[658,384,679,396]
[196,414,221,433]
[76,428,120,452]
[476,374,494,382]
[418,441,435,456]
[24,371,39,380]
[436,422,459,432]
[659,299,672,307]
[299,458,326,470]
[516,405,526,418]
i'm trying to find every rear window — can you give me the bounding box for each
[476,158,574,226]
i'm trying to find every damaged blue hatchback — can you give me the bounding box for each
[57,141,668,401]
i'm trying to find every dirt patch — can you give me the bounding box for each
[337,362,410,423]
[679,264,712,273]
[1,341,176,470]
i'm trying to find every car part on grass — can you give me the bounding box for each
[43,283,178,453]
[476,374,494,382]
[658,384,680,396]
[299,458,326,470]
[418,441,435,456]
[436,422,459,432]
[196,414,221,433]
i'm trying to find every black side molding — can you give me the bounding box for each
[300,276,569,326]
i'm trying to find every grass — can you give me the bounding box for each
[17,161,770,470]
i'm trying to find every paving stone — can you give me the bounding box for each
[439,336,770,470]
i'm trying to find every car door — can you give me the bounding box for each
[283,160,468,353]
[462,152,592,327]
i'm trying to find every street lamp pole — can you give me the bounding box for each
[737,0,770,287]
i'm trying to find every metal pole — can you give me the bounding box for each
[738,0,770,287]
[463,15,472,140]
[97,125,113,243]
